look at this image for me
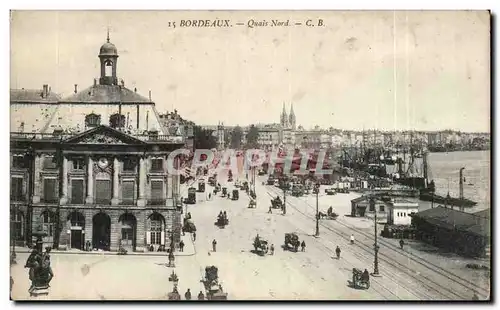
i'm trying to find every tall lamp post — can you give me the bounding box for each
[282,183,287,215]
[370,197,380,276]
[315,183,320,237]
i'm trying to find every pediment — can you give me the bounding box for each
[63,125,146,145]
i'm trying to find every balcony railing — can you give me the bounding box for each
[41,197,59,203]
[69,197,85,205]
[120,198,137,206]
[10,131,185,143]
[148,199,166,206]
[95,198,112,205]
[10,195,26,202]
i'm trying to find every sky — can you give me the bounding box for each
[10,10,490,132]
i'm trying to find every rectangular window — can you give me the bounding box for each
[43,156,57,170]
[369,203,375,212]
[95,180,111,204]
[123,159,136,172]
[72,158,85,171]
[379,205,385,212]
[121,181,135,204]
[71,179,84,204]
[150,180,164,205]
[151,159,163,172]
[43,178,58,203]
[150,221,162,245]
[10,177,24,201]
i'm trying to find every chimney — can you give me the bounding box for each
[149,90,152,101]
[94,79,97,87]
[134,87,137,93]
[42,84,48,98]
[74,84,78,94]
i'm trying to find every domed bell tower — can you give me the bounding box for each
[99,31,119,86]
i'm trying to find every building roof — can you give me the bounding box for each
[60,85,151,103]
[413,206,490,237]
[10,88,61,102]
[473,209,490,219]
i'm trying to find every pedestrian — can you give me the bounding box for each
[212,239,217,252]
[335,246,341,259]
[270,244,275,255]
[350,234,355,245]
[399,239,405,250]
[179,240,185,252]
[268,206,272,214]
[184,288,191,300]
[198,291,205,300]
[192,231,196,242]
[301,241,306,252]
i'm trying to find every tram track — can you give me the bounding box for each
[291,191,490,299]
[262,190,403,300]
[264,185,484,300]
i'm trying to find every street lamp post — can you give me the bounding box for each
[371,197,380,276]
[282,186,287,215]
[315,183,320,237]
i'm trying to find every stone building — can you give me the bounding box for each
[10,35,185,252]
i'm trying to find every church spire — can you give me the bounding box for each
[280,102,288,128]
[289,103,296,130]
[107,27,110,43]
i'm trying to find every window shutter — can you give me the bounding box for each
[95,180,111,203]
[151,181,164,201]
[122,181,135,203]
[161,231,165,245]
[146,231,151,244]
[71,179,84,204]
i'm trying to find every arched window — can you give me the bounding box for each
[69,212,85,227]
[85,113,101,128]
[104,60,113,77]
[147,213,165,246]
[10,210,24,241]
[41,211,55,237]
[109,113,125,129]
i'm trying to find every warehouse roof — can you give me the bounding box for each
[413,207,490,237]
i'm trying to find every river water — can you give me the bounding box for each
[427,150,490,213]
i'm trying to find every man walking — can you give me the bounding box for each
[301,241,306,252]
[212,239,217,252]
[179,240,185,252]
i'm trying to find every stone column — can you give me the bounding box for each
[111,157,120,205]
[32,154,41,203]
[85,156,94,204]
[137,156,146,207]
[60,156,68,204]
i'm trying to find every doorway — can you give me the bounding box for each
[71,229,83,250]
[93,212,111,250]
[119,213,137,252]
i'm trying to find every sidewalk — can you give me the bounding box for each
[13,233,197,257]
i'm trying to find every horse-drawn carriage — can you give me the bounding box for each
[248,199,257,208]
[221,187,228,197]
[325,188,337,195]
[241,181,249,191]
[232,190,239,201]
[292,185,304,197]
[215,213,229,228]
[351,268,370,289]
[253,236,269,256]
[208,175,217,187]
[318,207,339,220]
[185,187,197,204]
[182,218,197,233]
[249,190,256,200]
[284,233,300,252]
[270,197,283,209]
[201,266,228,300]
